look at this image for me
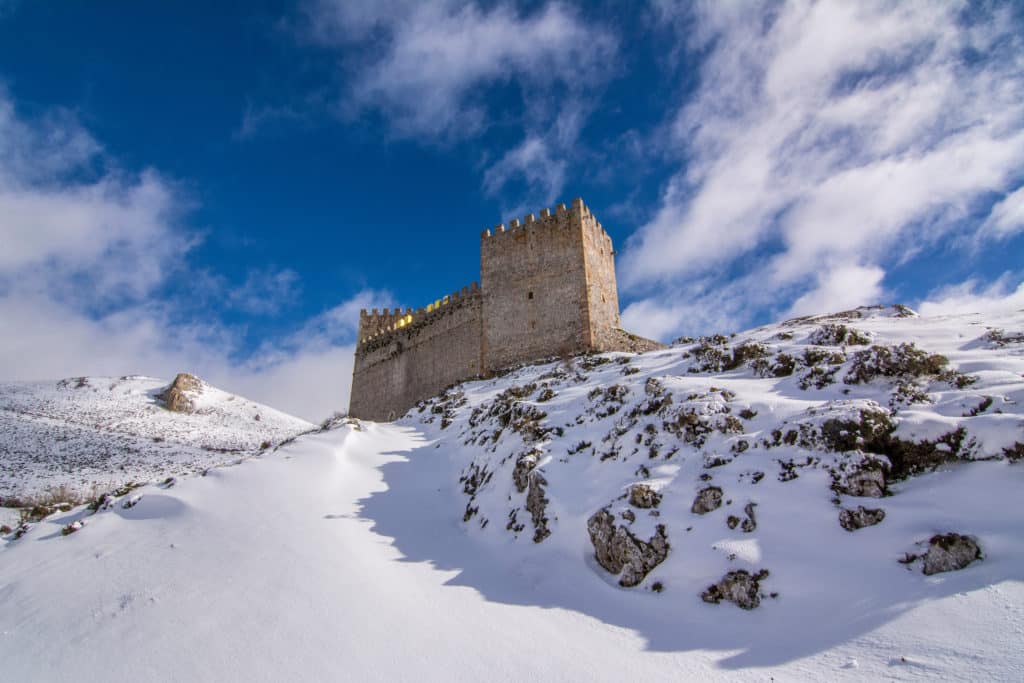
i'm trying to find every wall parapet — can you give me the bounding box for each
[357,282,480,349]
[350,196,639,422]
[481,197,608,241]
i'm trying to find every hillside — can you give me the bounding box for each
[0,374,313,505]
[1,306,1023,680]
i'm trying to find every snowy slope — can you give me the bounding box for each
[0,375,313,502]
[1,306,1023,681]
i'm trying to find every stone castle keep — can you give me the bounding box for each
[349,198,661,421]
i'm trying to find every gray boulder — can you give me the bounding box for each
[158,373,202,413]
[839,506,886,531]
[629,484,662,509]
[839,466,887,498]
[701,569,770,610]
[691,486,723,514]
[922,533,982,575]
[587,509,669,587]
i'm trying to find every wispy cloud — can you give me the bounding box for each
[619,1,1024,339]
[304,0,615,138]
[0,87,389,421]
[0,89,191,305]
[298,0,616,205]
[918,274,1024,316]
[981,186,1024,239]
[227,268,302,316]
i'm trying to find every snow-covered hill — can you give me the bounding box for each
[1,306,1023,680]
[417,305,1023,593]
[0,374,313,504]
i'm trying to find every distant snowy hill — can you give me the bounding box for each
[0,374,313,503]
[2,306,1023,680]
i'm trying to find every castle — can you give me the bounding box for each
[348,198,662,421]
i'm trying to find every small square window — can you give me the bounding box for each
[528,291,534,299]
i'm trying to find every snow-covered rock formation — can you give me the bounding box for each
[412,305,1022,597]
[0,374,312,504]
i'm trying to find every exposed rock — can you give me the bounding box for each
[158,373,202,413]
[837,465,887,498]
[510,450,549,542]
[587,509,669,587]
[922,533,982,575]
[726,503,757,532]
[512,452,539,493]
[839,506,886,531]
[701,569,770,609]
[628,484,661,509]
[525,470,550,543]
[691,486,723,514]
[741,502,757,532]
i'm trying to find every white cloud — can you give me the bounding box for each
[621,275,772,340]
[0,88,390,422]
[227,268,302,315]
[982,185,1024,238]
[917,275,1024,316]
[300,1,615,205]
[0,93,189,304]
[619,1,1024,339]
[305,0,615,139]
[784,263,886,318]
[483,135,567,209]
[0,286,388,422]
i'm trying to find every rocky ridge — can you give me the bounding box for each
[416,305,1023,605]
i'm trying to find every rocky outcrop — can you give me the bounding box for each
[158,373,202,413]
[513,452,538,493]
[587,509,669,587]
[525,470,550,543]
[839,506,886,531]
[629,484,661,509]
[922,533,982,575]
[727,502,757,532]
[701,569,770,610]
[837,465,887,498]
[691,486,723,514]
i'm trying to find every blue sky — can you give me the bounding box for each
[1,1,1023,420]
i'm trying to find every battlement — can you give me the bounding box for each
[349,197,659,421]
[479,197,609,241]
[357,282,480,347]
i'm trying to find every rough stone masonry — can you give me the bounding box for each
[348,198,662,421]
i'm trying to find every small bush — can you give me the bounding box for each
[723,342,770,372]
[771,353,797,377]
[61,520,86,536]
[809,324,871,346]
[1004,442,1024,462]
[845,343,972,387]
[983,329,1024,346]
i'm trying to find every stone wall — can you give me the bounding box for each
[349,288,483,421]
[578,202,623,352]
[480,200,590,372]
[348,197,665,421]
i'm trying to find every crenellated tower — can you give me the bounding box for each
[480,197,624,372]
[348,198,661,421]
